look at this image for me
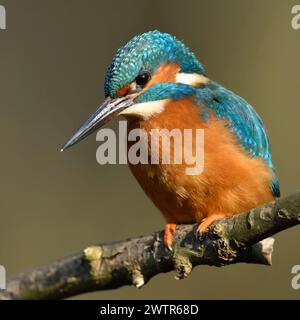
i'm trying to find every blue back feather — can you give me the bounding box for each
[206,82,280,197]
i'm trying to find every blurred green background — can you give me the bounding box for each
[0,0,299,299]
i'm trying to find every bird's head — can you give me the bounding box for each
[62,30,208,151]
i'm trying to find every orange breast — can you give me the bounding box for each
[127,98,274,224]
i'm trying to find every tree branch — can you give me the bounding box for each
[1,190,300,300]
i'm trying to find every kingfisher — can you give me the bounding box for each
[62,30,280,248]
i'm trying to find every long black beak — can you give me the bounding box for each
[61,96,134,151]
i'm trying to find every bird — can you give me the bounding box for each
[61,30,280,248]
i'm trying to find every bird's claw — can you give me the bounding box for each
[196,213,228,239]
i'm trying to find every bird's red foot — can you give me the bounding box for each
[164,223,177,250]
[197,213,228,236]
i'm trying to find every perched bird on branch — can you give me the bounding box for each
[62,30,279,248]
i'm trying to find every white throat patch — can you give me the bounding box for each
[176,73,209,86]
[119,99,168,120]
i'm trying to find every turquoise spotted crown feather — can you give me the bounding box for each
[104,30,205,98]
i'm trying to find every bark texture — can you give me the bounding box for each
[1,191,300,300]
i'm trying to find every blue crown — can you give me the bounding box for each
[104,30,205,98]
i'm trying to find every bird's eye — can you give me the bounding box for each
[135,71,151,87]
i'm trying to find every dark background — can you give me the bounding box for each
[0,0,299,299]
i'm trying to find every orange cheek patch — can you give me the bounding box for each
[117,62,180,98]
[117,84,132,97]
[146,62,180,87]
[133,62,180,99]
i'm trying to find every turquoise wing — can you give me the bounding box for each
[203,81,280,197]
